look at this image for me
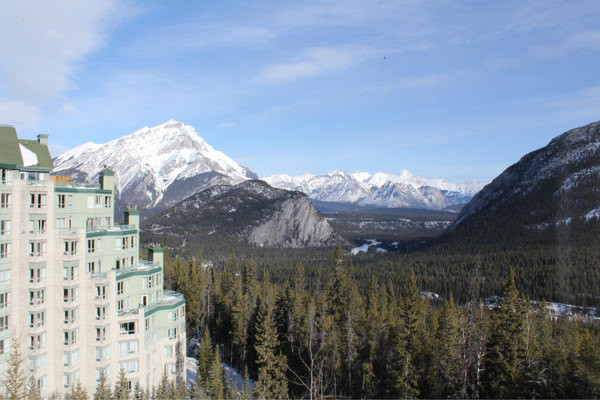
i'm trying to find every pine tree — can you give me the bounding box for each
[436,297,462,398]
[93,371,112,400]
[26,378,42,400]
[393,270,422,399]
[254,297,289,400]
[114,368,130,400]
[132,382,145,400]
[481,268,527,398]
[196,329,214,392]
[241,366,254,400]
[155,370,175,400]
[208,345,224,400]
[2,336,28,400]
[68,381,89,400]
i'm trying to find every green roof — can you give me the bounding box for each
[18,139,53,169]
[0,125,53,170]
[0,126,24,166]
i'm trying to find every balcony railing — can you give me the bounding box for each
[86,224,135,233]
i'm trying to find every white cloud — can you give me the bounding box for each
[0,0,124,127]
[255,46,375,84]
[0,100,41,129]
[533,30,600,58]
[216,122,235,129]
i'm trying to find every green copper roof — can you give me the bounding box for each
[0,125,53,170]
[0,126,24,166]
[18,139,53,169]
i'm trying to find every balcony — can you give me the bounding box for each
[86,224,135,233]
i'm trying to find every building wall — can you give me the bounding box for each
[0,145,186,397]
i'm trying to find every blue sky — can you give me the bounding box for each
[1,1,599,182]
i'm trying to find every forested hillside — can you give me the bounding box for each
[162,247,600,399]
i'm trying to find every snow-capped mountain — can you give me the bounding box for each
[53,119,258,214]
[448,120,600,235]
[264,169,485,210]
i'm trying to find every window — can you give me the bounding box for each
[29,333,46,350]
[0,193,12,208]
[62,265,78,281]
[0,243,10,259]
[63,287,78,303]
[57,194,66,208]
[0,220,10,235]
[95,326,108,342]
[119,340,139,355]
[30,311,45,328]
[30,265,46,283]
[64,308,77,325]
[29,240,46,257]
[64,329,78,346]
[145,318,150,331]
[95,285,107,299]
[164,345,173,358]
[29,193,47,208]
[0,169,9,185]
[0,339,4,355]
[95,346,111,362]
[117,299,124,311]
[95,306,108,321]
[0,315,8,331]
[0,292,8,308]
[88,239,98,253]
[63,240,77,256]
[29,218,46,234]
[117,281,124,295]
[119,359,139,373]
[0,270,9,285]
[63,350,79,367]
[168,327,178,340]
[29,289,45,305]
[88,261,96,274]
[119,321,136,335]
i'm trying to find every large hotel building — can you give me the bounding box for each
[0,125,186,396]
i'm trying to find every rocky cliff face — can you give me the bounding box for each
[144,180,341,248]
[248,195,337,247]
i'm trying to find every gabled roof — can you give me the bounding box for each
[0,125,53,170]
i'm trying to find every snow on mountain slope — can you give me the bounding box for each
[53,119,258,213]
[264,170,485,210]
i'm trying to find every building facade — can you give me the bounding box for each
[0,125,186,396]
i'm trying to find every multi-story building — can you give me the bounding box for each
[0,125,186,396]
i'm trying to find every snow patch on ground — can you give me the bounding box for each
[351,239,387,255]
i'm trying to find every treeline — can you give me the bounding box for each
[165,247,600,399]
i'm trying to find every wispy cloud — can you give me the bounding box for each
[250,104,295,122]
[423,132,478,146]
[0,0,125,127]
[542,85,600,119]
[532,30,600,58]
[216,122,235,129]
[255,46,375,84]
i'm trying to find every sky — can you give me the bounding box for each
[1,1,600,183]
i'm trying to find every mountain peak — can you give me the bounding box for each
[53,121,258,214]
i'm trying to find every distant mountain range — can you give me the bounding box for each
[53,120,484,216]
[264,170,485,210]
[53,119,258,214]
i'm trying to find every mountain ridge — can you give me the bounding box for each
[265,169,485,210]
[52,119,258,214]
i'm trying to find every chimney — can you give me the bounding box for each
[37,134,48,145]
